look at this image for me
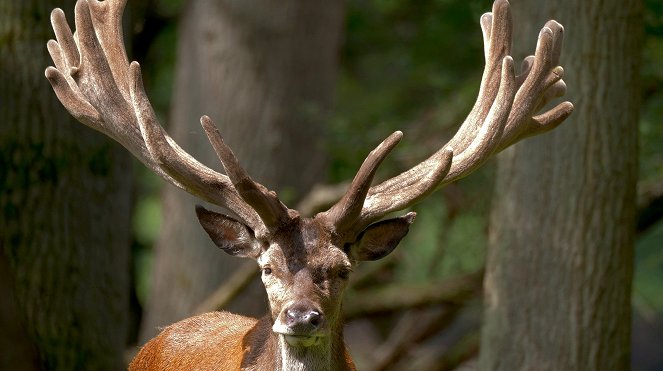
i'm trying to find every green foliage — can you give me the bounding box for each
[397,193,448,283]
[151,0,185,16]
[132,11,179,121]
[633,0,663,322]
[132,172,162,247]
[644,0,663,37]
[132,165,161,306]
[634,221,663,316]
[329,0,491,181]
[396,192,487,284]
[640,8,663,183]
[441,213,486,273]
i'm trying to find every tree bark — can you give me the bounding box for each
[0,1,132,370]
[140,0,343,341]
[481,1,643,370]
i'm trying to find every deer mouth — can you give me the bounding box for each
[273,322,326,347]
[282,333,325,347]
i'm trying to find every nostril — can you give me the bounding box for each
[285,308,301,323]
[307,311,321,327]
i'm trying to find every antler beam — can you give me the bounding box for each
[44,0,294,236]
[326,0,574,237]
[46,0,572,244]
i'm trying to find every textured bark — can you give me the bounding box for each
[140,0,343,341]
[0,1,132,369]
[480,1,642,370]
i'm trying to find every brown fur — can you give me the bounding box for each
[130,312,254,370]
[129,311,355,371]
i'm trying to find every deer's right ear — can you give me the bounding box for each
[195,205,262,259]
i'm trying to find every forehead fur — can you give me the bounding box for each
[259,218,351,271]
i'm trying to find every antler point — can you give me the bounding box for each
[51,8,65,21]
[200,115,218,133]
[493,0,512,17]
[540,27,553,38]
[44,66,57,78]
[553,66,564,77]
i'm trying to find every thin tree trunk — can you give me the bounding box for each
[0,1,133,370]
[481,1,642,370]
[140,0,343,341]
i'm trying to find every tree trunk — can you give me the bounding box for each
[480,1,642,370]
[140,0,343,341]
[0,1,132,370]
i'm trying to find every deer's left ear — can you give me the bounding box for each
[351,212,416,261]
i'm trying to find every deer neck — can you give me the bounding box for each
[277,334,332,371]
[244,316,351,371]
[276,321,350,371]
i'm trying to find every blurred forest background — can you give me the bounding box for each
[1,0,662,370]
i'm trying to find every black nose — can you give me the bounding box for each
[285,303,324,333]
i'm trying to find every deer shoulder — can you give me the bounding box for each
[129,312,258,370]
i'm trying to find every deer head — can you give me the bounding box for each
[45,0,573,357]
[193,123,417,347]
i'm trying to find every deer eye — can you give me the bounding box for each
[262,267,272,276]
[338,267,351,280]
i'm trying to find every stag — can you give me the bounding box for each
[45,0,572,369]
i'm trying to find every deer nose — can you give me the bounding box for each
[284,303,324,333]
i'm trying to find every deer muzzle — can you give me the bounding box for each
[273,300,326,347]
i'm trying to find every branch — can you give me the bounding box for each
[296,182,349,217]
[370,305,466,371]
[429,330,480,371]
[343,270,483,320]
[192,262,258,315]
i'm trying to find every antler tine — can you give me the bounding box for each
[444,55,516,181]
[86,0,131,102]
[361,0,514,200]
[45,0,266,232]
[496,20,574,150]
[358,148,453,228]
[339,0,573,233]
[131,65,264,231]
[446,0,513,155]
[200,116,293,230]
[354,55,515,230]
[47,1,153,167]
[322,131,403,234]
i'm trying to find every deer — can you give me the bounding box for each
[45,0,573,369]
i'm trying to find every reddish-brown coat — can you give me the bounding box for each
[129,311,356,371]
